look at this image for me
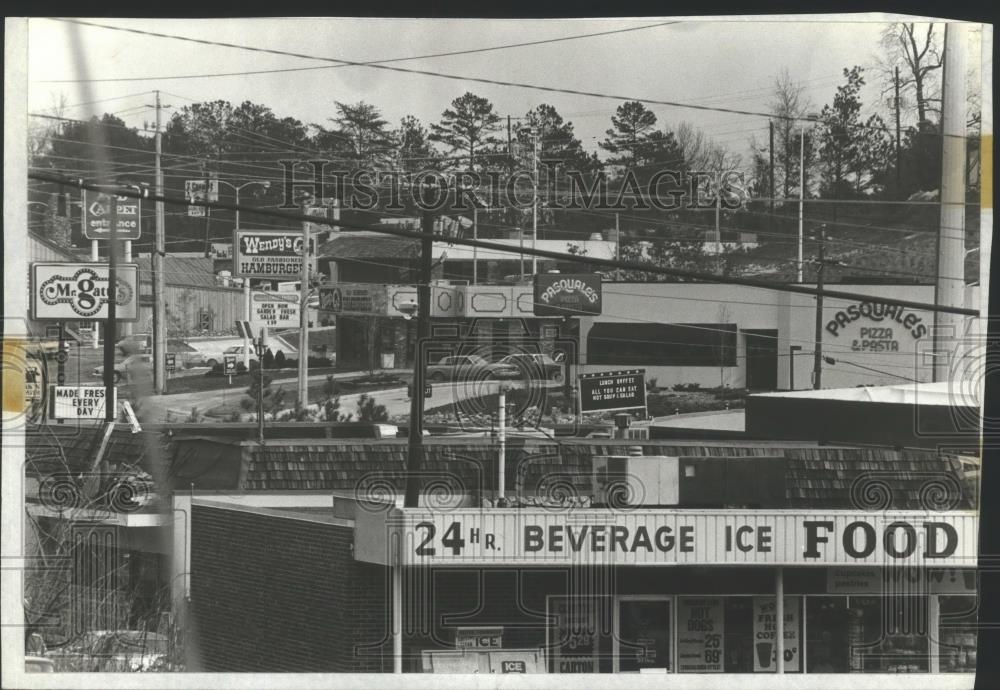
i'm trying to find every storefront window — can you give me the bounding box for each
[806,597,850,673]
[548,596,613,673]
[848,596,928,673]
[723,597,754,672]
[616,598,671,672]
[939,595,977,673]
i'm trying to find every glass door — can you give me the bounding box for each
[615,597,672,673]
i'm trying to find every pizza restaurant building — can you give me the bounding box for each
[320,278,979,391]
[351,504,978,677]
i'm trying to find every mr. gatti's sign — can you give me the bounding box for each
[378,511,976,567]
[233,230,306,278]
[533,273,602,317]
[825,300,928,353]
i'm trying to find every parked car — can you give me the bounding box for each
[426,355,520,383]
[117,333,151,356]
[222,345,257,364]
[497,353,565,382]
[93,354,152,382]
[186,335,297,368]
[47,630,169,672]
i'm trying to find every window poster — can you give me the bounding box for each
[678,597,725,672]
[752,597,801,672]
[550,597,601,673]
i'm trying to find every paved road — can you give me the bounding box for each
[141,373,561,423]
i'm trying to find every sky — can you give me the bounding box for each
[24,16,956,165]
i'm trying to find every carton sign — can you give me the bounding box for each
[31,263,139,322]
[533,273,602,316]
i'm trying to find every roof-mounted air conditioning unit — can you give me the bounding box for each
[592,449,679,508]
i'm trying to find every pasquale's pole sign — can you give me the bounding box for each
[533,273,602,316]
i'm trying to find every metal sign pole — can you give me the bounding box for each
[103,200,118,421]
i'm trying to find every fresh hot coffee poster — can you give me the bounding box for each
[752,597,800,673]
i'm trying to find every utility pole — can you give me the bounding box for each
[531,127,539,276]
[933,23,969,383]
[768,120,775,217]
[104,200,119,421]
[812,226,826,390]
[298,198,311,409]
[472,205,478,285]
[507,115,512,155]
[894,66,902,199]
[152,90,167,394]
[615,212,622,281]
[404,181,437,508]
[797,127,805,283]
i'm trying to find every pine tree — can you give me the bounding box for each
[429,92,503,171]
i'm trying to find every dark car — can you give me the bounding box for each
[425,355,520,383]
[497,353,565,382]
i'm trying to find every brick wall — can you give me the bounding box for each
[189,505,389,672]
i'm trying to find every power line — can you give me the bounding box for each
[39,20,679,83]
[46,18,974,140]
[27,170,979,318]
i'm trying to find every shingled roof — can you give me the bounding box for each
[317,231,420,260]
[135,256,219,288]
[185,438,977,510]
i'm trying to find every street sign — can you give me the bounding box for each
[185,179,219,217]
[233,230,308,279]
[577,369,647,414]
[31,263,139,321]
[50,386,117,419]
[82,191,141,240]
[250,291,300,329]
[223,354,238,376]
[165,353,176,372]
[533,273,602,317]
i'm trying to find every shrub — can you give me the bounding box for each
[646,377,658,391]
[323,375,341,397]
[274,350,287,369]
[356,394,389,422]
[262,348,275,370]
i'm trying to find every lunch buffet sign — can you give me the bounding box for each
[379,511,977,567]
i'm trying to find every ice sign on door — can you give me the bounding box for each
[251,293,299,328]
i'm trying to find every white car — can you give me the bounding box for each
[93,354,152,382]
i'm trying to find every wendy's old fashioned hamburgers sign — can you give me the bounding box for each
[533,273,602,317]
[233,230,313,279]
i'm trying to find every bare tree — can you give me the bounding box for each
[768,69,813,200]
[877,23,943,126]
